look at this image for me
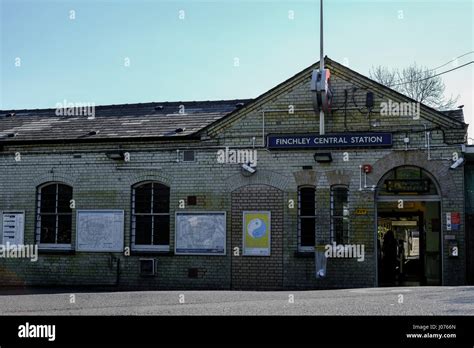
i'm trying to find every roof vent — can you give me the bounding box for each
[154,105,164,111]
[236,102,245,108]
[175,127,185,133]
[5,112,15,118]
[7,133,16,138]
[88,130,99,136]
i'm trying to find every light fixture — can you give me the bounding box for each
[450,157,464,170]
[372,119,381,127]
[106,151,125,160]
[241,162,257,176]
[314,152,332,163]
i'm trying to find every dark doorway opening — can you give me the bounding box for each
[378,211,428,286]
[376,166,442,287]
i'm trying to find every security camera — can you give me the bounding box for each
[242,163,256,174]
[450,157,464,170]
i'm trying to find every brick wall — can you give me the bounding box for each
[231,184,283,290]
[0,60,467,289]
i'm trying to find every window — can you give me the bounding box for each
[36,183,73,249]
[132,182,170,251]
[378,166,439,196]
[298,186,316,251]
[183,150,195,162]
[331,186,349,244]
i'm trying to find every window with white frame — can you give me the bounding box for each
[331,185,349,244]
[131,181,170,251]
[36,182,73,249]
[298,186,316,251]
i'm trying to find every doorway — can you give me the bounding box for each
[376,166,442,286]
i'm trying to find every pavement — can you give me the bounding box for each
[0,286,473,315]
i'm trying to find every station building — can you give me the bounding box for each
[0,57,470,289]
[465,145,474,285]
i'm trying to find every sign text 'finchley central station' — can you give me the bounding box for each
[267,133,392,149]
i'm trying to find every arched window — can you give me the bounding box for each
[298,186,316,251]
[132,181,170,251]
[331,185,349,244]
[36,182,73,249]
[377,166,439,197]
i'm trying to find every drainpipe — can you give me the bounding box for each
[424,124,432,161]
[116,258,121,286]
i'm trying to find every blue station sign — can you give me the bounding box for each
[267,133,392,149]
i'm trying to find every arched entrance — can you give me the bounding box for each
[376,166,441,286]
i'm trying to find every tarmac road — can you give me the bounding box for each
[0,286,473,315]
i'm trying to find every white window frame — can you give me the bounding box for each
[330,185,350,244]
[131,181,170,252]
[36,182,73,251]
[298,186,316,252]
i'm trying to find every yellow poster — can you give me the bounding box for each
[243,211,271,256]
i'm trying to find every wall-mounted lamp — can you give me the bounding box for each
[450,157,464,170]
[0,133,15,139]
[106,151,125,160]
[241,162,256,176]
[314,152,332,163]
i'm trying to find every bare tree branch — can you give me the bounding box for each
[369,63,459,110]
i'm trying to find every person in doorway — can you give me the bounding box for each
[382,230,398,285]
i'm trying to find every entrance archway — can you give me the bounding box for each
[376,166,442,286]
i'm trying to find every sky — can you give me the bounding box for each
[1,0,473,140]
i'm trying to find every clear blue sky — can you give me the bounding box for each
[1,0,473,138]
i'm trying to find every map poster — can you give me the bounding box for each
[175,212,226,255]
[76,210,124,252]
[1,211,25,245]
[243,211,271,256]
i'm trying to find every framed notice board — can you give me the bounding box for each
[242,211,271,256]
[0,211,25,245]
[76,210,124,252]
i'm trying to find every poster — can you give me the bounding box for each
[446,212,460,231]
[175,212,226,255]
[76,210,124,252]
[451,212,460,231]
[243,211,271,256]
[1,211,25,245]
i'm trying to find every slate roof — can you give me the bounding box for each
[441,109,465,123]
[0,57,467,145]
[0,99,252,144]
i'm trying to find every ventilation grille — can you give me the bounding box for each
[139,259,155,277]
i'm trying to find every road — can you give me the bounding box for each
[0,286,473,315]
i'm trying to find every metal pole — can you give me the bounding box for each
[319,0,325,135]
[320,0,324,70]
[319,110,325,135]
